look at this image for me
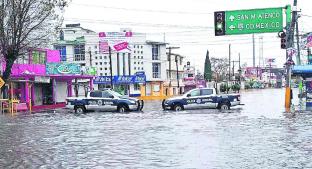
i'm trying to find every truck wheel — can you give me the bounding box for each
[117,104,128,113]
[139,100,144,111]
[219,102,230,110]
[162,99,166,110]
[173,104,184,111]
[75,106,85,114]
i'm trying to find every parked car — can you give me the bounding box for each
[66,90,144,113]
[162,88,241,111]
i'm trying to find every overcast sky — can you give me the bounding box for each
[63,0,312,72]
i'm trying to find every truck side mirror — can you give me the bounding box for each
[109,95,114,99]
[187,94,191,97]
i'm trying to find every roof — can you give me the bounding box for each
[145,41,168,45]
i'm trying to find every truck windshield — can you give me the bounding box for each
[108,90,123,97]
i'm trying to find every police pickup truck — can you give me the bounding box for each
[162,88,241,111]
[66,90,144,113]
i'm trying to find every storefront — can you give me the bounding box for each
[93,73,146,97]
[2,48,95,111]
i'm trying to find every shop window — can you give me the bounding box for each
[32,50,46,64]
[152,63,160,78]
[74,44,85,61]
[134,84,140,91]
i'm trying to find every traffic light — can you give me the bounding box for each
[214,11,225,36]
[280,32,287,49]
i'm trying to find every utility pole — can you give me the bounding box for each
[253,34,255,67]
[228,44,231,94]
[175,55,180,94]
[228,44,231,81]
[295,21,301,65]
[238,53,241,84]
[167,47,180,89]
[109,46,113,89]
[232,60,235,77]
[285,0,298,109]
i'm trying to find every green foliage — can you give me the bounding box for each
[231,83,241,91]
[204,50,212,81]
[220,83,227,92]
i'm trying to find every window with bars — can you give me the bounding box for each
[152,63,161,78]
[74,44,85,61]
[152,45,159,60]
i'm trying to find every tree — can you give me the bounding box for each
[204,50,212,81]
[0,0,67,82]
[210,57,229,82]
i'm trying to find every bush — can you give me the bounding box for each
[231,83,241,92]
[245,83,251,89]
[220,83,227,93]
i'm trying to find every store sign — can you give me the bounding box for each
[99,32,132,53]
[35,76,50,83]
[94,75,146,84]
[82,67,97,76]
[46,63,81,75]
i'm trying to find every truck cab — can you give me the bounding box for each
[162,88,241,111]
[66,90,144,113]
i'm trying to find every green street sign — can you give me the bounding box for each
[215,7,284,36]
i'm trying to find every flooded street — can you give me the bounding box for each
[0,89,312,168]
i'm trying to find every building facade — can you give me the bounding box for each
[1,48,93,111]
[54,24,168,98]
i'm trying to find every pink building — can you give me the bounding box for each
[1,48,94,111]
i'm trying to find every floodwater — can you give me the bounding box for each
[0,88,311,168]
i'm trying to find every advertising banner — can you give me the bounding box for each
[245,67,262,78]
[306,33,312,48]
[99,32,132,53]
[306,80,312,109]
[46,63,81,75]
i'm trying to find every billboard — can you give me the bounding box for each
[245,67,262,79]
[99,32,132,53]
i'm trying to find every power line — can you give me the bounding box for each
[65,18,213,29]
[70,3,213,15]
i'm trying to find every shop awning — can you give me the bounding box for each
[292,65,312,77]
